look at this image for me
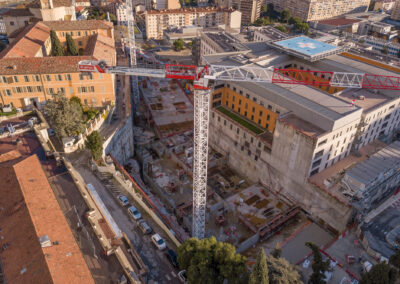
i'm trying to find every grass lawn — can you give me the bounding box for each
[216,106,264,135]
[0,109,17,116]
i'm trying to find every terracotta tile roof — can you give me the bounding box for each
[12,155,95,284]
[1,8,34,17]
[0,164,54,284]
[317,18,361,26]
[0,22,50,58]
[145,7,235,15]
[42,19,114,31]
[85,33,116,65]
[26,0,41,8]
[0,56,93,75]
[52,0,73,7]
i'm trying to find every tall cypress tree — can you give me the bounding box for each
[66,33,78,56]
[50,29,64,56]
[249,249,269,284]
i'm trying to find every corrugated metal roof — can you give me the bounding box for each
[346,141,400,186]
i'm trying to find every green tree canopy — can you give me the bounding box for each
[280,9,290,23]
[66,33,78,56]
[276,25,287,33]
[360,262,398,284]
[50,29,64,56]
[85,131,103,160]
[390,250,400,269]
[306,242,330,284]
[70,96,82,107]
[44,92,84,137]
[178,237,248,284]
[254,18,265,27]
[267,255,303,284]
[250,249,269,284]
[173,38,185,51]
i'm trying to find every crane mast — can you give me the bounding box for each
[126,0,139,106]
[78,60,400,240]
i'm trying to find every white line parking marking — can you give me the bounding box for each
[171,271,177,277]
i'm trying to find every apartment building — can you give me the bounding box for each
[0,57,115,108]
[266,0,371,21]
[0,20,116,108]
[154,0,181,10]
[144,7,241,39]
[231,0,261,24]
[0,0,76,37]
[391,0,400,20]
[115,3,128,25]
[201,33,400,230]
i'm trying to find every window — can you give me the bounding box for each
[246,94,249,99]
[238,107,241,113]
[34,75,40,82]
[251,115,254,120]
[213,92,222,100]
[4,89,11,96]
[267,114,270,120]
[259,110,263,116]
[47,88,54,94]
[232,95,235,102]
[233,87,236,92]
[224,120,226,126]
[309,169,319,176]
[245,103,248,109]
[46,75,51,81]
[238,99,241,105]
[218,116,220,122]
[62,32,65,37]
[268,105,272,110]
[252,97,257,103]
[89,86,95,92]
[10,21,14,26]
[13,76,19,83]
[65,74,72,80]
[258,142,261,148]
[70,31,74,36]
[254,155,258,161]
[314,150,324,159]
[24,75,30,82]
[77,31,81,36]
[69,87,74,94]
[230,124,233,130]
[36,86,43,92]
[258,119,261,124]
[248,150,251,156]
[26,86,33,93]
[78,41,82,46]
[56,74,63,81]
[237,128,240,134]
[265,123,269,128]
[312,159,321,168]
[318,139,327,147]
[243,132,246,138]
[232,104,235,109]
[250,137,253,143]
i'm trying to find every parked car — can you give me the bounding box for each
[118,195,129,206]
[48,128,56,136]
[178,270,187,283]
[138,220,152,235]
[166,249,178,268]
[128,206,141,220]
[151,233,166,250]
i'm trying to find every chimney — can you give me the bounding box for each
[49,0,53,9]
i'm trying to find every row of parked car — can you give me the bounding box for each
[117,194,187,282]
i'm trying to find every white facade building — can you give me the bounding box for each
[144,7,241,39]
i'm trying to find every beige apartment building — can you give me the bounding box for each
[0,20,116,109]
[266,0,371,21]
[391,0,400,20]
[144,7,241,39]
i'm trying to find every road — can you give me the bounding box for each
[70,153,181,284]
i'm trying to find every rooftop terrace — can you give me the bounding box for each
[338,89,391,112]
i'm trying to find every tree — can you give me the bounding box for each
[178,237,248,284]
[390,250,400,269]
[267,255,303,284]
[66,33,78,56]
[250,249,269,284]
[305,242,330,284]
[254,18,264,27]
[44,92,84,137]
[85,131,103,160]
[289,16,302,26]
[70,96,82,110]
[271,245,282,258]
[50,29,64,56]
[261,4,268,16]
[280,9,290,23]
[276,25,287,33]
[360,262,398,284]
[173,38,185,51]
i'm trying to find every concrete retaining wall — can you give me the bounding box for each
[237,233,260,254]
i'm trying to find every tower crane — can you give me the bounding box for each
[78,58,400,239]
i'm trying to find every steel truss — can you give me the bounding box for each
[77,60,400,240]
[192,87,210,239]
